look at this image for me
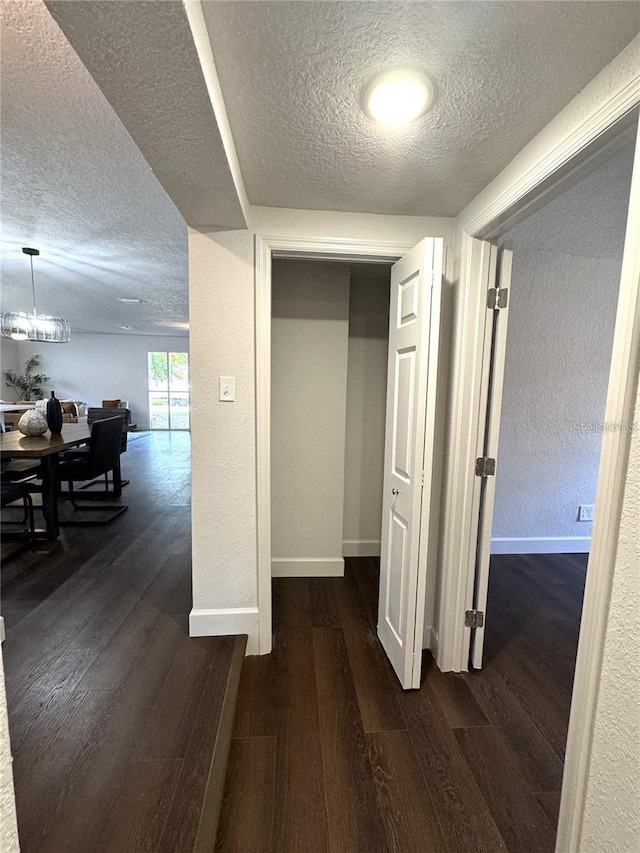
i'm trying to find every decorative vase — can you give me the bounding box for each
[18,409,48,437]
[46,390,63,435]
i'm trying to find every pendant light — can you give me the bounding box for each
[1,247,71,343]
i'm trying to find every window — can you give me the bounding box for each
[147,351,190,430]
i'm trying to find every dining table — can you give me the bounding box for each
[0,423,91,540]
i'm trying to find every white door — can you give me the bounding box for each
[378,237,443,689]
[469,246,513,669]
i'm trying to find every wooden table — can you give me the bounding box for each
[1,423,91,539]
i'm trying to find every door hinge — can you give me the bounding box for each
[487,287,509,310]
[465,609,484,629]
[475,457,496,477]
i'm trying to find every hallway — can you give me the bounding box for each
[218,553,586,853]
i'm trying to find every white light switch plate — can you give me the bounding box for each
[219,376,235,402]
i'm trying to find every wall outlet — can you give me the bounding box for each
[578,504,595,522]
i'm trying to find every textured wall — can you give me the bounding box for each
[343,265,390,553]
[0,339,20,400]
[581,389,640,851]
[189,227,257,616]
[0,648,19,853]
[15,334,189,431]
[493,147,632,543]
[271,260,350,573]
[493,255,620,540]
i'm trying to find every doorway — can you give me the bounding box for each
[445,111,640,851]
[147,350,191,430]
[255,236,445,691]
[270,259,391,581]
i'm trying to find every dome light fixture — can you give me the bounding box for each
[1,247,71,343]
[364,69,434,126]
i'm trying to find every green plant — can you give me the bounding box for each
[5,355,50,400]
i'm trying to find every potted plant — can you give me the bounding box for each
[4,355,50,401]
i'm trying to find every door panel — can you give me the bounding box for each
[470,247,513,669]
[378,237,443,689]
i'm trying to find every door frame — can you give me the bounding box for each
[255,236,414,654]
[439,76,640,852]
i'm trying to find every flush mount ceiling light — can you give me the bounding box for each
[1,247,71,343]
[364,69,434,126]
[117,297,145,304]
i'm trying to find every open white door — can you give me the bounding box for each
[469,246,513,669]
[378,237,443,689]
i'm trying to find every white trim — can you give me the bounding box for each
[342,539,381,557]
[255,235,412,658]
[459,50,640,238]
[189,607,260,655]
[490,537,591,555]
[271,558,345,578]
[557,115,640,853]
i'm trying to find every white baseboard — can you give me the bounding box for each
[271,558,345,578]
[491,536,591,555]
[189,606,260,654]
[342,539,381,557]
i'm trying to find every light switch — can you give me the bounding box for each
[219,376,235,402]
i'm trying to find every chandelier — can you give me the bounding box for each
[0,247,71,343]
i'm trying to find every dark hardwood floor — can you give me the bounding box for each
[218,552,587,853]
[1,431,244,853]
[2,432,587,852]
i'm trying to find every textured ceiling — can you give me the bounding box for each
[504,138,636,261]
[202,1,640,217]
[45,0,247,230]
[0,0,189,337]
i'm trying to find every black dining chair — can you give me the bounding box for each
[1,480,38,564]
[57,416,128,525]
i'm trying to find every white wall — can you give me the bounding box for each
[0,339,21,401]
[13,334,188,430]
[492,147,632,551]
[0,648,19,853]
[342,264,390,556]
[271,259,350,577]
[188,210,454,650]
[580,387,640,851]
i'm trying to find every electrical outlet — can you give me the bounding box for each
[578,504,595,522]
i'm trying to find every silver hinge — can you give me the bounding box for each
[487,287,509,310]
[475,457,496,477]
[465,609,484,629]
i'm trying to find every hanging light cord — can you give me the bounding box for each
[30,253,37,316]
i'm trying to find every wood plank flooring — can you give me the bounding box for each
[2,431,244,853]
[219,553,587,853]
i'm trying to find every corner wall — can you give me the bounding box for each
[271,259,350,577]
[342,264,390,557]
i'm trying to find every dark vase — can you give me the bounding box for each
[46,390,63,435]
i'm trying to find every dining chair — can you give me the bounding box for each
[57,416,128,525]
[1,480,38,564]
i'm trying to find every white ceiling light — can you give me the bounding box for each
[364,69,434,126]
[117,297,145,304]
